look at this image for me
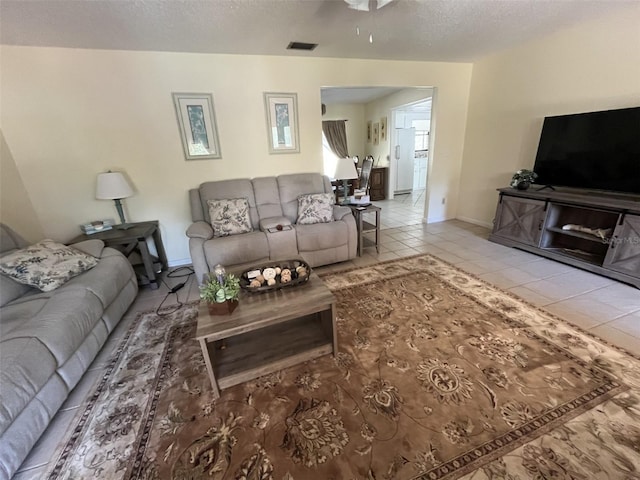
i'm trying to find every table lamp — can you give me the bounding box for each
[334,157,359,205]
[96,171,135,229]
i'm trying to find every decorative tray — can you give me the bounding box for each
[239,259,311,293]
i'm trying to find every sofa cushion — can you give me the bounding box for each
[277,173,331,223]
[252,176,284,219]
[198,179,260,228]
[1,288,104,367]
[296,221,349,251]
[63,247,134,309]
[0,240,98,292]
[297,193,335,225]
[208,198,253,237]
[0,273,35,308]
[204,231,269,267]
[0,337,58,438]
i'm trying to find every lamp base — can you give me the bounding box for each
[341,179,350,205]
[115,223,134,230]
[113,198,131,228]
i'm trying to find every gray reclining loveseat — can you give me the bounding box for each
[187,172,357,283]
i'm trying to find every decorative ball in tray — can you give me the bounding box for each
[240,259,311,292]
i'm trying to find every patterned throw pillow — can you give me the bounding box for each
[208,198,253,238]
[0,239,99,292]
[297,193,335,225]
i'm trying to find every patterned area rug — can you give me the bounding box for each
[47,255,640,480]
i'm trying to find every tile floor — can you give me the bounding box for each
[13,195,640,479]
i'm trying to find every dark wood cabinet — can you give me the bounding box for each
[489,188,640,289]
[369,167,387,201]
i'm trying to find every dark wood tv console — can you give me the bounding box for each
[489,187,640,288]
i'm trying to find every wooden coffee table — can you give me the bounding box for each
[195,271,337,399]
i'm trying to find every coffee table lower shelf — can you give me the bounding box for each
[200,313,334,396]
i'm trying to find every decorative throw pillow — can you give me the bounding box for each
[0,239,99,292]
[297,193,335,225]
[208,198,253,238]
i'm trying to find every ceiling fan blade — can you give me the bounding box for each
[344,0,370,11]
[344,0,394,11]
[376,0,394,8]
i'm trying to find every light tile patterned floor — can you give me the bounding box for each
[13,196,640,479]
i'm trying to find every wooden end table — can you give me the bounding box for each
[196,271,337,399]
[348,204,381,256]
[69,220,168,289]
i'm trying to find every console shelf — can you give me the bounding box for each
[489,187,640,289]
[544,226,609,244]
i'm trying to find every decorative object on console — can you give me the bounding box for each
[333,157,359,205]
[172,92,221,160]
[240,259,310,292]
[199,267,240,315]
[562,224,612,241]
[510,168,538,190]
[80,219,114,235]
[264,92,300,154]
[96,171,135,229]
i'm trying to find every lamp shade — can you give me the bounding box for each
[96,172,134,200]
[334,157,358,180]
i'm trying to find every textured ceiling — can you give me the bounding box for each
[0,0,634,62]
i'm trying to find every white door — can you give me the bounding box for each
[395,128,415,193]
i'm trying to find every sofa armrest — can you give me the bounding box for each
[332,205,353,221]
[259,216,293,231]
[186,221,214,240]
[71,239,105,258]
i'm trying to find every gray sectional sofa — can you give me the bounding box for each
[0,224,138,480]
[187,172,357,283]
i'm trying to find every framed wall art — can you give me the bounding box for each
[263,92,300,154]
[380,116,387,141]
[367,121,372,143]
[172,93,221,160]
[373,122,380,145]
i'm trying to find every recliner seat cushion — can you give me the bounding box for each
[0,338,58,438]
[63,247,134,309]
[296,222,349,251]
[1,288,103,367]
[203,231,269,268]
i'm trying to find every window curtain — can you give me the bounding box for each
[322,120,349,159]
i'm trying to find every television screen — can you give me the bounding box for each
[533,107,640,195]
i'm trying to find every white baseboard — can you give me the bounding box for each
[456,216,493,229]
[168,258,192,268]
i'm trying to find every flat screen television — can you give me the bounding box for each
[532,106,640,196]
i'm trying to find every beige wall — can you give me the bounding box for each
[0,129,44,243]
[0,47,472,264]
[458,5,640,227]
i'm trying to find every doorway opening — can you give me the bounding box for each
[389,96,433,223]
[320,86,434,228]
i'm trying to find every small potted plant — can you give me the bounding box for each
[200,272,240,315]
[510,169,538,190]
